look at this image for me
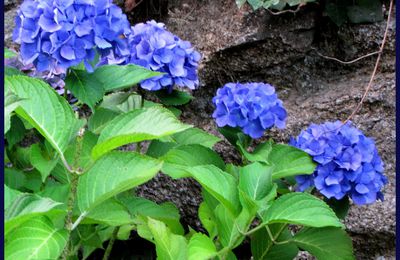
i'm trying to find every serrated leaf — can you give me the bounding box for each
[188,233,217,260]
[198,202,218,239]
[88,107,120,134]
[293,227,354,260]
[161,144,225,179]
[6,75,84,166]
[238,141,272,163]
[118,195,184,235]
[5,216,68,260]
[146,217,188,260]
[92,106,192,159]
[262,193,343,228]
[77,151,162,214]
[116,94,143,112]
[83,198,133,226]
[95,64,161,92]
[155,89,193,106]
[4,86,25,134]
[65,69,104,110]
[5,116,26,147]
[186,165,240,215]
[171,128,221,148]
[30,144,58,182]
[267,144,316,179]
[4,185,22,209]
[239,162,274,201]
[5,193,65,235]
[251,224,298,260]
[4,168,27,191]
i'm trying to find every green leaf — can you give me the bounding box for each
[213,204,242,248]
[5,216,68,260]
[4,185,22,209]
[238,141,272,163]
[92,106,192,159]
[4,85,25,134]
[88,108,121,135]
[171,128,221,148]
[262,193,343,228]
[63,130,98,172]
[247,0,264,9]
[98,92,130,112]
[293,227,354,260]
[267,144,316,179]
[161,144,225,179]
[325,0,348,26]
[4,168,27,191]
[238,162,273,201]
[5,66,24,76]
[146,217,188,260]
[30,144,58,182]
[147,140,178,158]
[95,64,161,92]
[83,198,133,226]
[65,69,104,110]
[116,93,143,112]
[188,233,217,260]
[38,182,70,205]
[251,224,298,260]
[5,116,26,147]
[5,193,65,235]
[23,170,43,192]
[76,151,162,213]
[198,202,218,239]
[6,75,84,166]
[118,195,184,235]
[155,89,193,106]
[325,196,350,219]
[186,165,240,215]
[5,48,17,58]
[218,126,251,149]
[236,0,247,8]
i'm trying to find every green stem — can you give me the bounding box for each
[102,227,119,260]
[61,129,85,260]
[136,142,142,153]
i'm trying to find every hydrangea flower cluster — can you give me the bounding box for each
[290,121,387,205]
[13,0,131,72]
[212,82,287,139]
[113,20,201,92]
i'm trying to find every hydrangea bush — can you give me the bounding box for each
[290,121,387,205]
[4,0,386,259]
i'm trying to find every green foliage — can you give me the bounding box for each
[293,227,355,260]
[5,216,68,260]
[4,57,355,260]
[4,48,17,58]
[91,106,192,159]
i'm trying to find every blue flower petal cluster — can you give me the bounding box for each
[290,121,387,205]
[112,20,201,91]
[13,0,131,72]
[212,82,287,139]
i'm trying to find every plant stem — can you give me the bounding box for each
[61,129,85,259]
[136,142,142,153]
[102,227,119,260]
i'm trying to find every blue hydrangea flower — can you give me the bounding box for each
[212,82,287,139]
[102,20,201,92]
[13,0,131,73]
[290,121,387,205]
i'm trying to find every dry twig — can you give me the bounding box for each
[341,0,393,125]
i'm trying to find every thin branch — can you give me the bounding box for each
[311,48,381,65]
[341,0,393,126]
[267,3,305,15]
